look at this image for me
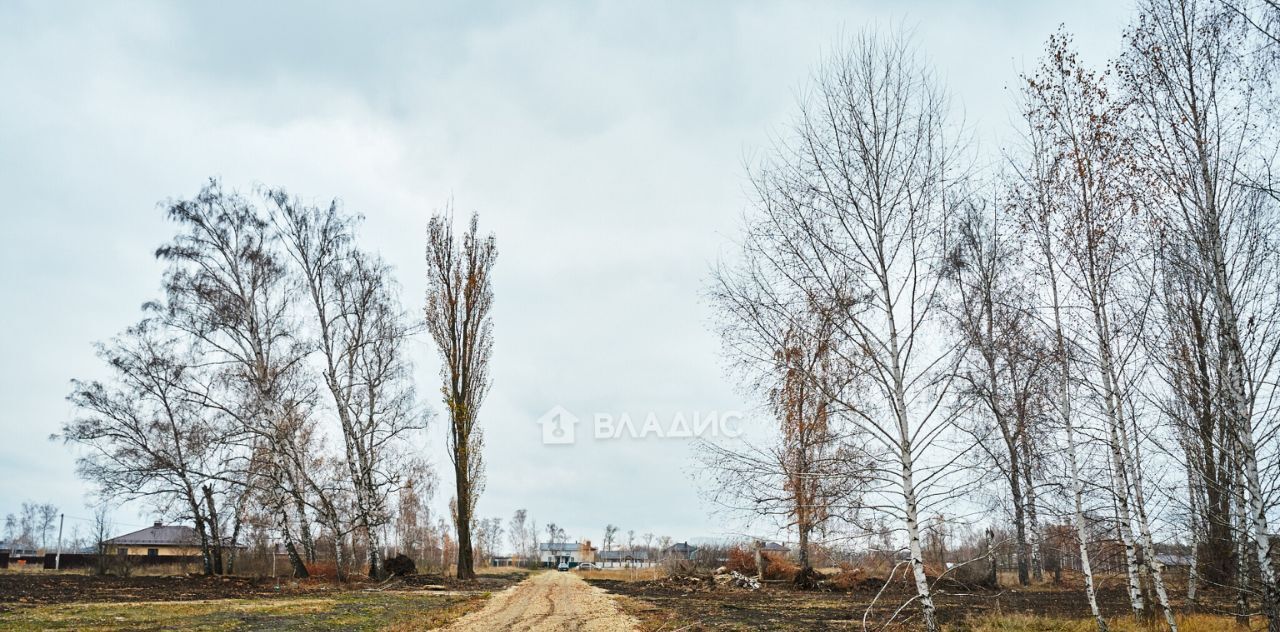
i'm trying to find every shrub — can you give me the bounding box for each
[828,563,864,590]
[940,559,997,589]
[723,547,757,575]
[305,560,340,580]
[761,551,797,581]
[385,554,416,577]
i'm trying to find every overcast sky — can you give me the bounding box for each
[0,0,1133,547]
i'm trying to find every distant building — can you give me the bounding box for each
[1155,553,1193,568]
[760,542,790,554]
[489,555,531,567]
[598,549,651,567]
[538,541,596,566]
[106,522,206,557]
[0,540,38,556]
[664,541,698,560]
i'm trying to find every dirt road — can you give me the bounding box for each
[443,570,639,632]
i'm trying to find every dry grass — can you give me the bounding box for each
[576,567,663,582]
[955,612,1263,632]
[476,565,534,577]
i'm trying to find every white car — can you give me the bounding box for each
[557,562,569,571]
[577,562,596,571]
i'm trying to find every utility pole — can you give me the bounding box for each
[55,514,64,570]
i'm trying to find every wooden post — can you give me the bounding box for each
[754,540,767,581]
[55,514,64,570]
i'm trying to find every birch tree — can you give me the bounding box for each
[713,30,966,631]
[273,193,424,579]
[1122,1,1280,627]
[1022,31,1179,630]
[155,180,313,578]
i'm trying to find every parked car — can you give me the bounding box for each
[577,562,596,571]
[557,562,569,571]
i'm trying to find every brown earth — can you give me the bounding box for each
[589,574,1242,631]
[0,574,320,605]
[0,570,528,607]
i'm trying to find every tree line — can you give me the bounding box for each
[705,1,1280,631]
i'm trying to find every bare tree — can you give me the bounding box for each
[272,192,425,579]
[425,208,496,581]
[1021,30,1179,630]
[603,524,618,552]
[63,319,236,575]
[91,504,113,576]
[153,180,315,578]
[1008,53,1113,630]
[508,509,528,562]
[1121,1,1280,627]
[709,29,966,631]
[395,465,438,567]
[35,504,58,551]
[944,200,1052,586]
[704,253,868,584]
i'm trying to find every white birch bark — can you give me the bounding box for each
[1053,276,1106,630]
[890,328,938,632]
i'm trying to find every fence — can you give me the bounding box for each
[41,553,203,571]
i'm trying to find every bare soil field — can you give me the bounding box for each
[588,574,1260,631]
[0,573,319,605]
[0,571,530,631]
[0,570,528,605]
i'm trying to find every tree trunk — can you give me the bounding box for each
[332,533,347,583]
[1107,412,1145,618]
[454,459,476,580]
[1236,468,1251,629]
[1186,466,1200,610]
[1120,404,1178,631]
[186,487,213,576]
[1240,426,1280,632]
[798,524,811,573]
[986,528,999,588]
[1047,263,1107,632]
[1020,434,1043,582]
[1011,455,1030,587]
[886,301,938,632]
[202,485,225,575]
[1091,299,1147,620]
[903,476,938,632]
[754,540,766,582]
[279,507,309,578]
[225,492,247,575]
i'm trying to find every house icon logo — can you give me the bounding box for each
[538,405,578,445]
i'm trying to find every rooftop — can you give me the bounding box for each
[599,550,649,560]
[539,542,594,552]
[107,522,200,547]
